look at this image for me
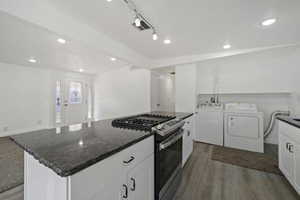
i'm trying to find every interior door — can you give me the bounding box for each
[64,80,87,125]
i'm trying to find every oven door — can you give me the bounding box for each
[156,128,183,200]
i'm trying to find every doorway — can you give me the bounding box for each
[55,78,93,126]
[151,69,175,112]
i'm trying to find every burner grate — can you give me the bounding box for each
[112,114,175,131]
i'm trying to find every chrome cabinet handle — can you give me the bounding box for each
[122,184,128,199]
[130,178,136,191]
[286,143,294,153]
[187,130,191,136]
[289,144,294,153]
[123,156,135,164]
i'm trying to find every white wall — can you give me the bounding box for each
[0,62,92,137]
[94,66,151,120]
[196,46,300,96]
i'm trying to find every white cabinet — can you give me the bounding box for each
[294,143,300,193]
[279,133,295,181]
[183,116,194,167]
[278,121,300,195]
[25,136,154,200]
[71,136,155,200]
[127,154,154,200]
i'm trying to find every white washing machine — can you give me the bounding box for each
[224,103,264,153]
[195,104,224,146]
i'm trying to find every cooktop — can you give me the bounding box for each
[111,114,175,131]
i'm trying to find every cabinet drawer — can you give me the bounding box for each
[121,136,154,170]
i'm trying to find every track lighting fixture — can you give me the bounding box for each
[123,0,159,41]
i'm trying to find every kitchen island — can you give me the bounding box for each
[10,112,192,200]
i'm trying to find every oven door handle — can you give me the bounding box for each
[159,129,184,151]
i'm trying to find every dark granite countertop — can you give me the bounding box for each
[10,111,192,177]
[10,120,153,177]
[277,116,300,129]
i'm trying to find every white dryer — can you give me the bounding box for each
[224,103,264,153]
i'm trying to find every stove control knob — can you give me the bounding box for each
[156,124,164,130]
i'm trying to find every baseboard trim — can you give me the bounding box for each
[0,126,51,137]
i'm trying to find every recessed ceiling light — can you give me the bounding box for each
[110,57,116,61]
[223,44,231,49]
[164,39,171,44]
[57,38,66,44]
[79,68,84,72]
[28,58,37,63]
[152,32,158,41]
[106,0,112,2]
[262,18,277,26]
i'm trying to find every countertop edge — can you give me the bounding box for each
[10,133,154,177]
[180,113,194,120]
[277,117,300,129]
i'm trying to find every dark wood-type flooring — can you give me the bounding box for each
[174,142,299,200]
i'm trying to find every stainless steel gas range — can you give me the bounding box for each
[112,113,185,200]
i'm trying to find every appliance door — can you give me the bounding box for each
[156,128,183,200]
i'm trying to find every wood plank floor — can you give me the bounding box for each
[1,142,299,200]
[0,185,23,200]
[174,142,300,200]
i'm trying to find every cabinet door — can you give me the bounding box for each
[183,117,194,167]
[187,118,194,157]
[127,154,154,200]
[182,129,189,166]
[279,134,294,181]
[70,153,126,200]
[294,144,300,194]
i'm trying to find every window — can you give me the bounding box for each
[69,81,82,104]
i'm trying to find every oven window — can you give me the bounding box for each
[158,136,182,191]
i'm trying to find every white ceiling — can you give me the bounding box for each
[0,0,300,73]
[0,11,128,74]
[50,0,300,60]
